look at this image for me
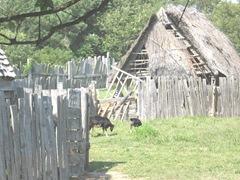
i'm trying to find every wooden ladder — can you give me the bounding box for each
[162,10,212,79]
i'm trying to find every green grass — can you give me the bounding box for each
[89,116,240,179]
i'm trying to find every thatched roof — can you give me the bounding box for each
[112,5,240,81]
[0,47,16,80]
[165,5,240,78]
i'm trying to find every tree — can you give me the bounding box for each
[0,0,110,46]
[71,0,165,60]
[209,2,240,52]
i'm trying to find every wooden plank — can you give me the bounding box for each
[114,104,124,120]
[100,103,110,117]
[165,77,171,118]
[68,154,85,165]
[2,99,14,180]
[192,77,201,115]
[221,77,229,116]
[68,89,81,108]
[0,92,7,180]
[59,96,69,180]
[161,77,168,118]
[187,77,195,116]
[67,130,83,141]
[23,94,34,180]
[120,101,131,121]
[168,78,174,118]
[231,77,238,116]
[30,94,38,180]
[80,88,89,171]
[149,78,157,119]
[18,98,29,180]
[44,96,58,180]
[35,94,44,179]
[67,142,85,154]
[114,91,133,111]
[202,79,209,116]
[235,78,240,116]
[157,77,163,118]
[178,78,187,116]
[67,117,81,129]
[57,96,64,180]
[69,164,84,177]
[40,98,48,179]
[107,103,116,119]
[173,77,180,117]
[10,105,21,180]
[182,79,191,116]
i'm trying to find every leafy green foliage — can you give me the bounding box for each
[35,0,54,11]
[209,2,240,52]
[30,46,77,66]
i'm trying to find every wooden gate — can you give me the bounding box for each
[98,66,144,120]
[0,86,89,180]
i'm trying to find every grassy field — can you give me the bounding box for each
[88,116,240,179]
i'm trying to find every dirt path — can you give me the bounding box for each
[79,171,131,180]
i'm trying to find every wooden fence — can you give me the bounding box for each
[14,54,114,89]
[139,76,240,119]
[0,85,91,179]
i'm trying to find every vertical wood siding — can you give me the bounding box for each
[140,76,240,119]
[0,86,89,179]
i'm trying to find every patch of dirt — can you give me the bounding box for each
[79,171,131,180]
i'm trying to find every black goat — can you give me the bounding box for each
[89,116,114,137]
[130,117,142,132]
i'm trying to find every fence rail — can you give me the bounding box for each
[14,54,114,89]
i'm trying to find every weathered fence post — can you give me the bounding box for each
[88,81,98,117]
[137,80,145,120]
[106,52,111,88]
[68,59,75,88]
[80,88,89,170]
[210,85,217,117]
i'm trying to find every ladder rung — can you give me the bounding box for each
[177,36,185,40]
[195,71,211,75]
[193,62,205,66]
[191,54,199,58]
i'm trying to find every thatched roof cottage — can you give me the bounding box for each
[112,5,240,85]
[0,47,16,80]
[0,47,16,99]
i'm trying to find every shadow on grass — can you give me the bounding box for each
[79,161,126,180]
[89,161,125,172]
[93,132,118,137]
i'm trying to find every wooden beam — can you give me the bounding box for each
[111,66,144,82]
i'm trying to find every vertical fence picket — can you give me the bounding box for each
[0,92,7,180]
[10,105,21,180]
[18,98,29,180]
[157,77,161,118]
[81,88,89,170]
[2,99,13,180]
[57,96,64,180]
[24,93,34,180]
